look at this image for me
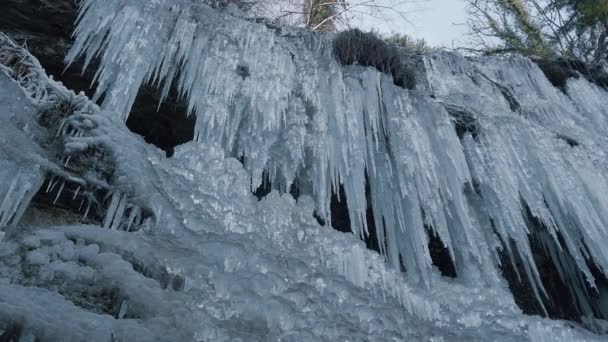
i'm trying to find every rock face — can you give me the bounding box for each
[0,0,81,90]
[0,0,195,155]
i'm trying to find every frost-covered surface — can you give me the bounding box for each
[0,1,607,340]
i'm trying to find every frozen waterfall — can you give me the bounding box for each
[68,0,608,311]
[0,0,607,340]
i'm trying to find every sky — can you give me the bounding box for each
[354,0,469,48]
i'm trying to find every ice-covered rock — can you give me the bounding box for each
[26,250,50,266]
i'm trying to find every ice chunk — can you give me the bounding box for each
[26,250,50,266]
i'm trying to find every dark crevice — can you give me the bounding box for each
[426,228,457,278]
[312,211,326,226]
[556,134,580,148]
[363,175,384,254]
[253,171,273,200]
[498,237,550,319]
[61,286,129,319]
[16,241,132,319]
[256,172,458,278]
[329,185,351,233]
[289,181,301,200]
[329,182,382,253]
[253,170,384,253]
[235,63,250,79]
[253,170,302,201]
[0,322,25,342]
[443,104,479,140]
[478,71,522,113]
[526,203,608,325]
[499,85,522,113]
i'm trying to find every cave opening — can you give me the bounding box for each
[125,84,196,157]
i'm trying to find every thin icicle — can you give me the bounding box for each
[53,182,65,205]
[104,192,122,229]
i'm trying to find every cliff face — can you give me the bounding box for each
[1,1,608,340]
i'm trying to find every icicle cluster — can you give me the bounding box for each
[68,0,608,312]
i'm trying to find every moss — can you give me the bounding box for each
[333,29,416,89]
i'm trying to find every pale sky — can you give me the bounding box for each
[354,0,469,48]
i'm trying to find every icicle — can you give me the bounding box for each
[110,193,128,230]
[126,206,141,231]
[53,182,65,205]
[73,186,80,200]
[45,176,56,193]
[118,300,128,319]
[82,200,91,222]
[56,119,66,137]
[103,192,122,229]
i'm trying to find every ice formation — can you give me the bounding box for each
[0,0,607,340]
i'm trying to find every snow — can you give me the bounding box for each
[0,2,606,340]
